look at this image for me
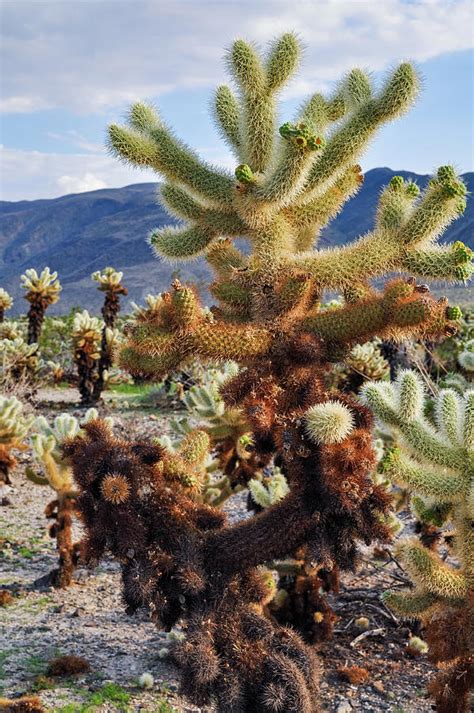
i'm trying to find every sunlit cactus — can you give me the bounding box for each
[21,267,62,344]
[458,338,474,373]
[67,32,472,711]
[0,320,23,341]
[0,337,41,387]
[0,288,13,322]
[361,370,474,713]
[27,409,112,587]
[71,310,103,404]
[0,395,34,484]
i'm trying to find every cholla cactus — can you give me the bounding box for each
[458,338,474,373]
[0,321,22,341]
[0,395,33,484]
[28,409,111,587]
[0,337,40,387]
[21,267,62,344]
[71,310,103,404]
[361,371,474,712]
[67,33,471,711]
[91,267,128,400]
[0,289,13,322]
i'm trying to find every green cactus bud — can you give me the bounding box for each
[389,175,405,191]
[445,305,462,321]
[235,164,255,184]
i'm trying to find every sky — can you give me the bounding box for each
[1,0,473,202]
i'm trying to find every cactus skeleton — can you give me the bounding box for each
[362,371,474,713]
[66,33,472,712]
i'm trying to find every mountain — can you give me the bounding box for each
[1,168,472,315]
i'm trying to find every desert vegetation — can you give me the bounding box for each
[0,32,472,713]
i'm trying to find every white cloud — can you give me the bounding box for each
[0,144,235,201]
[2,0,473,114]
[56,172,108,194]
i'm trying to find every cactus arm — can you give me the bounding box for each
[298,64,419,203]
[108,121,234,207]
[284,165,363,251]
[381,450,468,502]
[400,540,469,599]
[265,32,300,93]
[160,184,246,235]
[149,224,218,260]
[205,239,248,279]
[399,170,467,247]
[381,590,439,618]
[191,322,272,360]
[213,85,242,156]
[228,39,275,173]
[400,242,473,282]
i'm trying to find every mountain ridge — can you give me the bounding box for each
[1,168,472,314]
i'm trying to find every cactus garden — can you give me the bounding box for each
[0,30,473,713]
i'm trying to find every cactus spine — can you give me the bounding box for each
[362,371,474,713]
[21,268,62,344]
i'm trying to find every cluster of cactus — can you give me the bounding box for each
[362,370,473,712]
[64,33,472,711]
[21,267,62,344]
[27,409,111,587]
[330,338,390,393]
[0,288,13,322]
[0,395,34,484]
[0,336,41,388]
[91,267,127,399]
[71,310,122,404]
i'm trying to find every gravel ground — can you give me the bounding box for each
[0,394,437,712]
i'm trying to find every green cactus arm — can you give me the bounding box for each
[400,242,473,282]
[399,170,467,247]
[434,389,463,446]
[382,590,438,618]
[228,38,275,173]
[463,391,474,451]
[149,224,218,260]
[397,420,465,471]
[399,539,469,599]
[375,177,419,232]
[119,344,185,377]
[288,230,401,289]
[191,322,272,360]
[255,137,324,210]
[108,121,234,207]
[343,68,373,109]
[205,239,248,279]
[297,93,329,133]
[381,449,468,502]
[213,85,242,155]
[302,282,447,344]
[360,381,398,424]
[265,32,300,93]
[298,64,420,203]
[284,165,363,251]
[160,184,247,235]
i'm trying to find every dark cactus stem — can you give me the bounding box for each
[380,339,411,381]
[92,287,127,403]
[75,350,97,405]
[46,494,77,588]
[0,306,4,323]
[0,449,15,485]
[26,297,48,345]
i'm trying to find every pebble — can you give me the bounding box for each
[336,701,353,713]
[373,680,385,694]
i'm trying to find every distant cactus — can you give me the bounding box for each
[0,288,13,322]
[0,395,33,484]
[362,371,474,713]
[0,337,40,388]
[0,320,22,341]
[28,409,112,587]
[91,267,128,400]
[67,32,471,711]
[21,268,61,344]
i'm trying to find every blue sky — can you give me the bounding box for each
[1,0,473,201]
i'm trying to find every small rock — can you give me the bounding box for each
[373,680,385,694]
[71,607,86,617]
[336,701,353,713]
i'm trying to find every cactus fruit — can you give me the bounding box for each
[0,288,13,322]
[67,33,471,712]
[21,267,62,344]
[0,395,33,484]
[361,371,474,712]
